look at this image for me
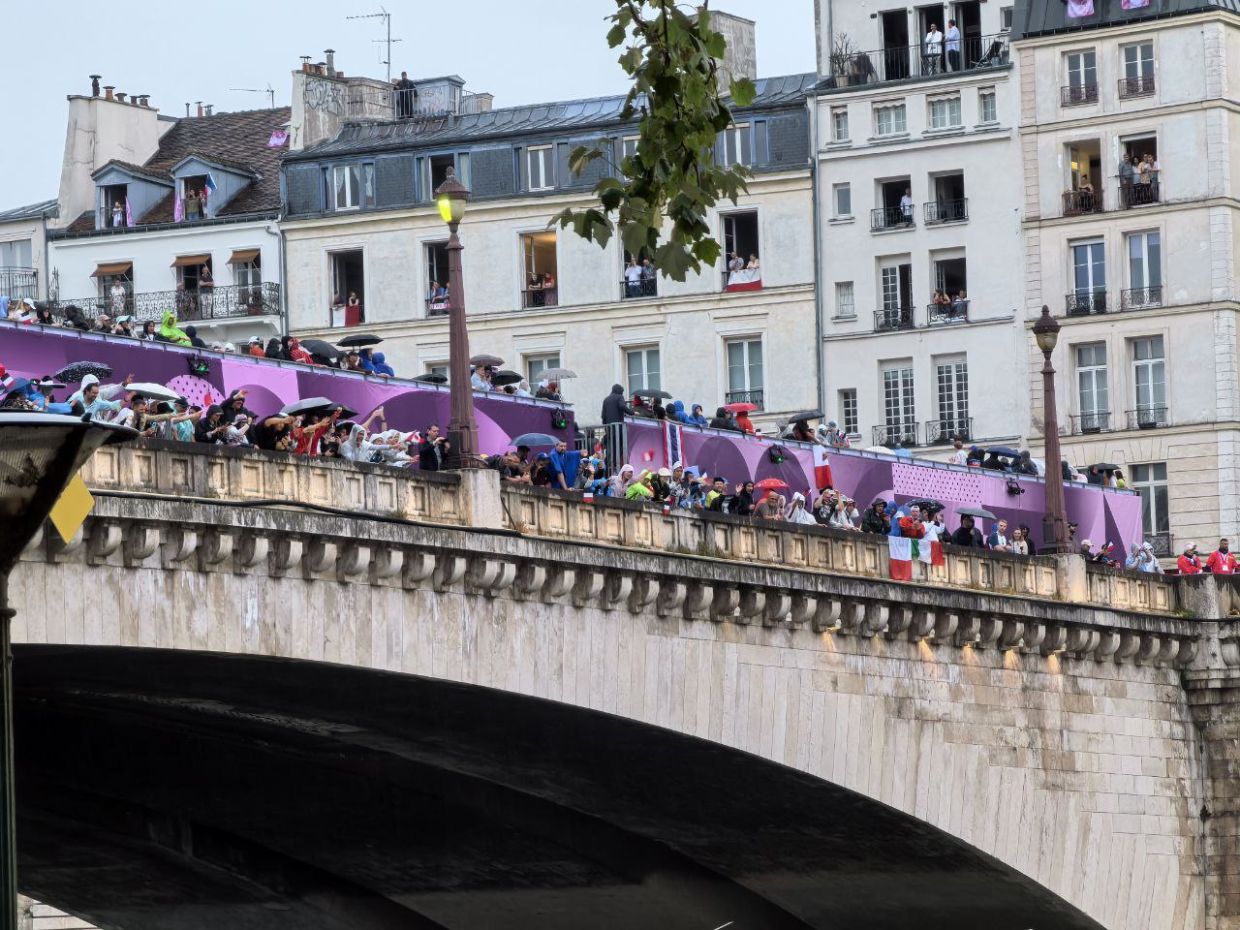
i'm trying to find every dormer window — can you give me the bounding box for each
[332,163,375,211]
[181,175,209,221]
[102,184,127,228]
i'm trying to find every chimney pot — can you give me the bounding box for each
[139,95,150,107]
[89,75,101,97]
[115,92,127,103]
[104,85,114,101]
[196,102,204,117]
[205,104,213,116]
[325,49,336,77]
[185,102,191,117]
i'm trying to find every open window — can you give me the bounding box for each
[1063,140,1103,215]
[520,232,558,308]
[876,257,914,331]
[228,249,264,314]
[928,251,969,323]
[926,172,967,223]
[330,250,365,327]
[880,10,911,81]
[180,175,210,222]
[722,211,761,291]
[171,254,214,321]
[873,178,913,231]
[92,261,133,316]
[331,163,374,211]
[1119,136,1160,207]
[425,241,450,316]
[621,248,658,300]
[420,153,470,201]
[101,183,128,229]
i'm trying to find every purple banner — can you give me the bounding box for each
[0,323,573,452]
[624,419,1143,553]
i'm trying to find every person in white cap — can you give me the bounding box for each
[1177,542,1203,575]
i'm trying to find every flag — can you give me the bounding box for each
[662,420,687,469]
[889,535,945,580]
[50,474,95,545]
[174,196,184,223]
[1121,0,1150,7]
[1067,0,1095,18]
[812,445,833,491]
[267,129,289,148]
[204,173,218,203]
[124,196,133,227]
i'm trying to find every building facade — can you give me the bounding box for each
[0,199,57,303]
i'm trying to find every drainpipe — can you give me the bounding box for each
[808,93,826,419]
[278,216,289,339]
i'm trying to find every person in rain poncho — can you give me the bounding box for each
[158,310,191,346]
[786,491,818,526]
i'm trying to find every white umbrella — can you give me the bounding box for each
[125,382,182,402]
[862,445,896,456]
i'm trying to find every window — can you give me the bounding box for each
[101,183,128,228]
[726,338,764,405]
[880,262,912,311]
[1132,335,1166,419]
[419,153,470,200]
[874,103,907,137]
[1123,42,1154,81]
[621,136,639,160]
[874,178,913,230]
[0,239,32,268]
[722,211,761,288]
[626,347,661,393]
[332,163,374,211]
[718,123,752,167]
[525,353,562,386]
[520,231,558,307]
[427,363,448,380]
[830,106,850,143]
[978,87,997,124]
[839,388,858,436]
[1075,343,1109,430]
[526,145,554,191]
[1065,50,1098,104]
[927,95,962,130]
[232,251,262,300]
[935,357,969,437]
[1129,462,1169,545]
[1126,231,1162,305]
[1000,6,1014,30]
[1071,239,1106,309]
[832,183,852,218]
[882,364,915,437]
[425,241,449,297]
[330,250,365,326]
[835,281,856,318]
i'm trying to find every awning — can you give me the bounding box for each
[90,261,132,278]
[227,248,261,264]
[170,254,211,268]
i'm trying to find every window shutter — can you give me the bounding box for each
[753,120,768,166]
[518,148,529,192]
[714,132,727,166]
[286,164,324,215]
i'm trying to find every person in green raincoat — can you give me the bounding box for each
[158,310,191,346]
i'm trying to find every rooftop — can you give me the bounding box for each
[1013,0,1240,40]
[0,198,58,223]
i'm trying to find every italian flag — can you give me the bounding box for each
[889,536,945,581]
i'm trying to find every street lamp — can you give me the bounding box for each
[1032,306,1073,554]
[0,413,136,930]
[434,168,480,469]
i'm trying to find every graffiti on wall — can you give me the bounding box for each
[304,76,346,115]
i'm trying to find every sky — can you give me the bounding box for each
[0,0,815,209]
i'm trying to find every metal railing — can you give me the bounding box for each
[871,205,915,231]
[1060,83,1099,106]
[1121,286,1163,310]
[927,300,969,325]
[1065,289,1107,316]
[874,307,914,332]
[0,267,37,300]
[1062,189,1103,216]
[55,282,281,324]
[620,277,658,300]
[872,422,919,448]
[343,83,457,123]
[1118,178,1161,208]
[1145,532,1172,557]
[1118,75,1156,99]
[924,417,972,444]
[825,33,1009,88]
[425,297,450,318]
[576,422,629,475]
[724,389,764,409]
[924,198,968,224]
[521,286,558,309]
[1127,406,1169,430]
[1069,411,1111,434]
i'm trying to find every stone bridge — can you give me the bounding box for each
[9,441,1240,930]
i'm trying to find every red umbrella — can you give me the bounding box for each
[725,401,758,414]
[754,478,789,491]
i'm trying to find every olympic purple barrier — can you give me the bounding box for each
[0,323,574,451]
[624,418,1143,554]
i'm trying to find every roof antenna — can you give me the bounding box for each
[230,83,276,108]
[347,7,402,83]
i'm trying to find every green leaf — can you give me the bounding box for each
[730,77,757,108]
[607,23,627,48]
[654,241,694,282]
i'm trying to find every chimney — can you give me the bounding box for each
[89,75,101,97]
[185,102,191,117]
[115,92,127,103]
[104,85,114,101]
[196,101,203,117]
[138,95,150,107]
[204,104,213,116]
[707,11,757,94]
[325,48,336,78]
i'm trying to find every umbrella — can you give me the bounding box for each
[1089,462,1121,472]
[279,396,356,418]
[984,446,1021,458]
[511,432,562,447]
[413,373,448,384]
[2,378,31,400]
[491,370,523,387]
[785,409,824,423]
[336,333,383,348]
[53,361,113,383]
[905,498,945,513]
[126,382,182,403]
[634,388,672,400]
[957,506,997,521]
[300,339,341,360]
[470,353,504,367]
[755,478,789,491]
[725,401,758,414]
[862,445,896,455]
[538,367,577,380]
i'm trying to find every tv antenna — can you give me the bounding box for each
[229,84,276,108]
[348,8,402,83]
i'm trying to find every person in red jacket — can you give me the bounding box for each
[1177,542,1204,575]
[1207,538,1238,574]
[899,503,926,539]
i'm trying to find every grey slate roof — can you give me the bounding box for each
[286,72,816,162]
[0,198,58,222]
[1013,0,1240,40]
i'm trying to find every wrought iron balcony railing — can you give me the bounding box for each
[871,205,915,231]
[1066,289,1108,316]
[824,33,1009,89]
[923,198,968,224]
[619,277,658,300]
[0,267,37,300]
[1118,75,1156,99]
[924,417,972,445]
[1069,411,1111,434]
[872,422,919,448]
[1060,83,1099,106]
[724,389,764,409]
[1127,406,1169,430]
[874,307,915,332]
[927,300,969,325]
[1120,286,1163,310]
[521,286,558,309]
[1118,178,1161,208]
[1145,532,1172,557]
[1062,189,1103,216]
[54,282,281,324]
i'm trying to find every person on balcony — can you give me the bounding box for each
[158,310,191,346]
[861,499,891,535]
[111,201,124,228]
[952,514,984,548]
[624,257,643,297]
[1207,539,1238,574]
[1077,176,1095,211]
[641,257,656,293]
[686,403,709,427]
[950,291,968,318]
[184,188,202,222]
[986,518,1011,552]
[949,438,968,465]
[1177,543,1203,575]
[786,492,817,526]
[394,72,418,118]
[900,188,914,225]
[109,280,127,316]
[1120,153,1136,189]
[923,24,943,74]
[945,20,961,71]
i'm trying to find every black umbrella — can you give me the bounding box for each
[336,333,383,348]
[413,373,448,384]
[491,370,523,387]
[511,432,562,447]
[985,446,1021,458]
[1089,462,1121,472]
[53,361,113,383]
[634,388,672,400]
[785,409,824,423]
[905,498,945,514]
[280,396,356,419]
[300,339,341,360]
[957,506,997,521]
[470,353,504,368]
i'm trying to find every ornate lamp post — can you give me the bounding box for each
[1032,306,1073,554]
[0,413,135,930]
[434,168,480,469]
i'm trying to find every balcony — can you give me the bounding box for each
[874,307,915,332]
[872,422,919,448]
[56,283,281,323]
[1062,189,1104,216]
[725,389,764,409]
[927,300,969,325]
[824,33,1009,90]
[1118,178,1161,209]
[425,297,450,318]
[1145,532,1172,557]
[923,199,968,225]
[924,417,972,445]
[1065,289,1108,317]
[1069,411,1111,435]
[1118,76,1156,99]
[521,286,558,309]
[871,206,914,232]
[1060,83,1099,106]
[0,267,37,300]
[1120,286,1163,311]
[1127,406,1169,430]
[620,277,658,300]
